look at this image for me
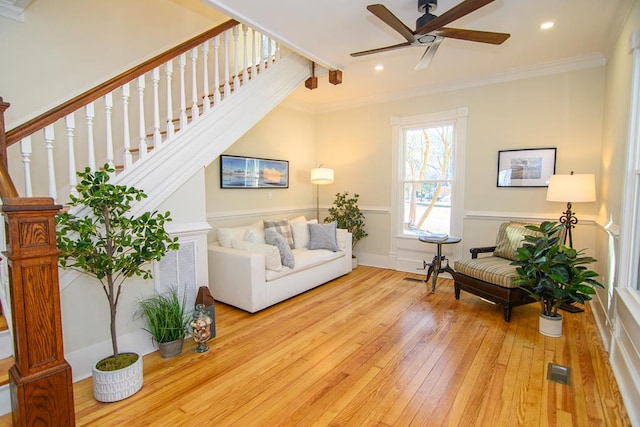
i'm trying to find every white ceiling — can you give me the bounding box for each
[204,0,633,111]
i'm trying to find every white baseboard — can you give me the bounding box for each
[0,331,12,359]
[0,384,9,417]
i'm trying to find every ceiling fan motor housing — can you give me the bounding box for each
[416,11,437,30]
[418,0,437,13]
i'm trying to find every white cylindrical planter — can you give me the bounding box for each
[92,353,143,402]
[539,313,563,337]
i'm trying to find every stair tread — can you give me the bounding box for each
[0,356,13,387]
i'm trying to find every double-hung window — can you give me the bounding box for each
[392,108,467,238]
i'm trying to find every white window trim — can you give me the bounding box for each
[390,107,467,260]
[619,29,640,304]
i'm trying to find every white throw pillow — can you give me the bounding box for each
[217,226,248,248]
[244,220,266,244]
[231,239,282,271]
[291,218,318,249]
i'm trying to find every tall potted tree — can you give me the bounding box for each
[325,191,368,268]
[56,165,179,402]
[511,221,603,337]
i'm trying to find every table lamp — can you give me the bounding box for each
[546,171,596,248]
[310,167,334,221]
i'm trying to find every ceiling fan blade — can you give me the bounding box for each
[415,0,494,35]
[351,41,412,57]
[415,37,443,70]
[435,27,510,45]
[367,4,415,43]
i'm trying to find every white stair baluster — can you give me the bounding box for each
[275,40,281,61]
[152,67,162,148]
[104,93,115,175]
[223,30,231,98]
[179,53,188,129]
[213,36,221,105]
[267,36,273,68]
[242,25,248,85]
[191,47,199,121]
[165,60,175,138]
[261,33,267,70]
[44,124,57,199]
[65,113,78,195]
[202,40,211,112]
[85,102,96,171]
[122,83,133,169]
[137,75,148,159]
[20,136,32,197]
[233,26,240,89]
[251,29,257,78]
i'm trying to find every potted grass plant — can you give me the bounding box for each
[137,287,190,358]
[56,165,179,401]
[510,221,603,337]
[324,191,368,268]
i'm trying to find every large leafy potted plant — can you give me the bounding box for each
[136,287,190,359]
[56,165,179,402]
[511,221,603,337]
[324,191,368,268]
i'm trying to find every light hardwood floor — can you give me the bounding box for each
[0,266,631,426]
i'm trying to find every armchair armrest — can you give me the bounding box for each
[470,246,497,259]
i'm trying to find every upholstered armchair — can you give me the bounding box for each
[452,222,540,321]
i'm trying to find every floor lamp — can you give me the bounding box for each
[546,171,596,248]
[310,167,334,221]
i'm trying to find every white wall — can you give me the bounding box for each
[597,1,640,424]
[0,0,227,128]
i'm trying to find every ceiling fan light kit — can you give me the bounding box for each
[351,0,510,70]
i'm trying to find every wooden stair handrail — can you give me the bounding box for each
[5,19,239,147]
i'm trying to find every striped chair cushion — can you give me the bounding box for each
[454,256,520,288]
[492,222,540,261]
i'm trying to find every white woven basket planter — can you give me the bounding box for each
[92,353,143,402]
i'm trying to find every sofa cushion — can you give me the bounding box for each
[290,218,318,249]
[217,226,249,248]
[454,256,520,288]
[265,228,295,268]
[264,219,294,248]
[308,221,339,251]
[265,247,345,281]
[493,222,540,261]
[231,239,282,271]
[244,220,266,244]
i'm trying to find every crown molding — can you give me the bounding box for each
[288,53,606,114]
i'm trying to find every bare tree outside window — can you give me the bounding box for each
[403,124,454,234]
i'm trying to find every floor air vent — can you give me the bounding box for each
[403,277,424,283]
[547,363,571,385]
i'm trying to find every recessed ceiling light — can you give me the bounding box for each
[540,21,554,30]
[374,64,384,71]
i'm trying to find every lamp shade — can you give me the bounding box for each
[546,174,596,203]
[310,168,334,185]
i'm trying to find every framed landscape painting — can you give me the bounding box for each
[497,148,556,187]
[220,155,289,189]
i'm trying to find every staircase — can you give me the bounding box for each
[0,18,321,418]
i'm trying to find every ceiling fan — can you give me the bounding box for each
[350,0,510,70]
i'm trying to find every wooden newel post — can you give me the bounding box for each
[3,197,75,426]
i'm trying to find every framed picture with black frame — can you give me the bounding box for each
[220,155,289,189]
[497,148,556,187]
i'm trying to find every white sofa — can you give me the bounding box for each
[207,216,353,313]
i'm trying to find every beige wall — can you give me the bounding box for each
[204,105,318,232]
[316,67,605,259]
[0,0,227,127]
